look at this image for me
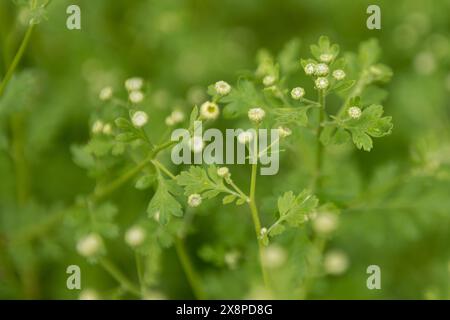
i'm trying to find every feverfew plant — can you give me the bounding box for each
[67,36,394,299]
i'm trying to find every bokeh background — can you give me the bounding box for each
[0,0,449,299]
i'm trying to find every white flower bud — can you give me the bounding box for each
[262,245,287,269]
[188,136,204,153]
[277,126,292,138]
[315,77,329,90]
[165,110,185,126]
[92,120,104,134]
[348,106,362,119]
[79,289,100,300]
[315,63,329,76]
[200,101,220,120]
[324,250,349,275]
[76,233,103,257]
[237,131,254,144]
[332,69,346,80]
[304,63,316,75]
[320,53,333,63]
[102,123,112,135]
[262,75,276,87]
[125,77,144,91]
[125,225,146,248]
[214,81,231,96]
[188,193,202,207]
[290,87,305,100]
[260,227,268,237]
[313,212,338,235]
[248,107,265,123]
[131,111,148,127]
[129,90,144,104]
[99,86,113,101]
[217,166,230,178]
[224,250,240,270]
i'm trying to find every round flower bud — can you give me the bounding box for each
[348,106,362,119]
[315,63,329,76]
[217,166,230,178]
[165,110,185,126]
[188,136,204,153]
[99,86,113,101]
[313,212,338,235]
[315,77,329,90]
[262,75,276,87]
[224,250,240,270]
[125,77,143,91]
[324,250,349,275]
[248,107,265,123]
[129,90,144,104]
[76,233,103,257]
[214,81,231,96]
[260,227,268,237]
[188,194,202,207]
[124,225,146,248]
[277,126,292,138]
[262,245,287,269]
[92,120,104,134]
[237,131,254,144]
[291,87,305,100]
[320,53,333,63]
[79,289,100,300]
[304,63,316,75]
[200,101,220,120]
[131,111,148,127]
[102,123,112,135]
[332,69,346,80]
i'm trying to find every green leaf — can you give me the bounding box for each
[115,132,138,142]
[278,38,301,75]
[147,176,183,224]
[358,38,381,67]
[135,174,156,190]
[221,80,265,118]
[350,129,373,151]
[332,80,355,93]
[272,107,310,126]
[222,194,236,205]
[176,165,227,200]
[268,190,318,238]
[189,105,199,131]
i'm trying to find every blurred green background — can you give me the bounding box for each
[0,0,449,299]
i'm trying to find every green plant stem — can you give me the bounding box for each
[313,90,326,193]
[247,134,271,291]
[92,156,153,201]
[135,252,145,296]
[174,237,206,300]
[151,159,176,179]
[99,257,141,297]
[0,24,34,97]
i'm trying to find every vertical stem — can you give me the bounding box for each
[0,24,34,97]
[248,132,271,291]
[174,237,206,300]
[313,90,326,193]
[135,252,145,296]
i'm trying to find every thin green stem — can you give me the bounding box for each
[312,90,326,193]
[92,156,153,201]
[99,257,141,297]
[247,132,271,291]
[174,237,206,300]
[151,159,176,179]
[0,24,34,97]
[135,252,145,296]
